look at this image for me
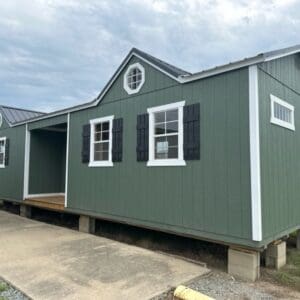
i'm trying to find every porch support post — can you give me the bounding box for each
[228,247,260,281]
[79,215,95,234]
[20,204,32,218]
[266,240,286,270]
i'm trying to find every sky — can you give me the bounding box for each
[0,0,299,112]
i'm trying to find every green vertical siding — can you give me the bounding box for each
[0,116,10,130]
[28,114,67,130]
[259,54,300,241]
[0,125,25,201]
[29,130,66,194]
[67,56,253,247]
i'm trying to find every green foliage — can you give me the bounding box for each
[0,283,7,293]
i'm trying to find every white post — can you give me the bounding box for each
[23,124,31,199]
[64,113,70,207]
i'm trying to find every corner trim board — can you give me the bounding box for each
[249,65,262,241]
[65,113,70,207]
[23,124,30,199]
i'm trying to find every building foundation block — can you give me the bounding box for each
[20,204,32,218]
[266,241,286,270]
[228,247,260,281]
[79,215,95,234]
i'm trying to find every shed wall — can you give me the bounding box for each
[67,57,254,247]
[0,125,25,201]
[259,54,300,242]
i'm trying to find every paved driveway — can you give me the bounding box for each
[0,210,208,300]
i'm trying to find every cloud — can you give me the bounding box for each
[0,0,299,112]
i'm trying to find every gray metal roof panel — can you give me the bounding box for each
[131,48,191,77]
[0,105,45,125]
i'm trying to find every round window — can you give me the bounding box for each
[123,63,145,95]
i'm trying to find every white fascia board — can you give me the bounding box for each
[249,65,262,242]
[11,52,183,128]
[11,48,300,128]
[264,48,300,62]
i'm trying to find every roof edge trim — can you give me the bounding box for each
[10,45,300,127]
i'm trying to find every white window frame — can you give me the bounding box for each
[123,62,145,95]
[0,113,3,128]
[270,94,295,131]
[89,115,114,167]
[0,137,6,168]
[147,101,186,167]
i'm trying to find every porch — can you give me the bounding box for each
[23,115,69,211]
[24,195,65,211]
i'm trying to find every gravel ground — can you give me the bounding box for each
[0,279,29,300]
[188,272,275,300]
[154,270,300,300]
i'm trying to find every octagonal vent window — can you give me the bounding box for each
[123,63,145,95]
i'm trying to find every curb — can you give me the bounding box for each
[174,285,214,300]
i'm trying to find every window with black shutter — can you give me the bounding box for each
[82,124,90,163]
[147,101,186,166]
[88,116,114,167]
[136,114,149,161]
[0,137,6,168]
[4,138,9,166]
[112,118,123,162]
[183,103,200,160]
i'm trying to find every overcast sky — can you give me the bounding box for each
[0,0,299,112]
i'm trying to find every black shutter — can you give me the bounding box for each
[184,103,200,160]
[112,118,123,162]
[136,113,149,161]
[82,124,91,163]
[4,138,9,166]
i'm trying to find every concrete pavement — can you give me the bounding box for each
[0,210,209,300]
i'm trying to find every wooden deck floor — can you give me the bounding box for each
[24,195,65,211]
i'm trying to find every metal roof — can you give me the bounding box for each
[7,44,300,127]
[0,105,45,125]
[131,48,191,77]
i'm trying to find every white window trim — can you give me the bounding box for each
[89,115,114,167]
[0,113,3,128]
[147,101,186,167]
[123,62,145,95]
[0,136,6,168]
[270,94,295,131]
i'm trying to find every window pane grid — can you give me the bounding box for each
[93,122,110,162]
[127,67,143,91]
[153,109,179,160]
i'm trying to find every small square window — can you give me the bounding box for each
[270,95,295,131]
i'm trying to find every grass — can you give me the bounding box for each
[265,245,300,291]
[0,282,7,293]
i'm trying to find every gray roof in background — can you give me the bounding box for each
[0,105,45,125]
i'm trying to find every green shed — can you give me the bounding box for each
[1,45,300,280]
